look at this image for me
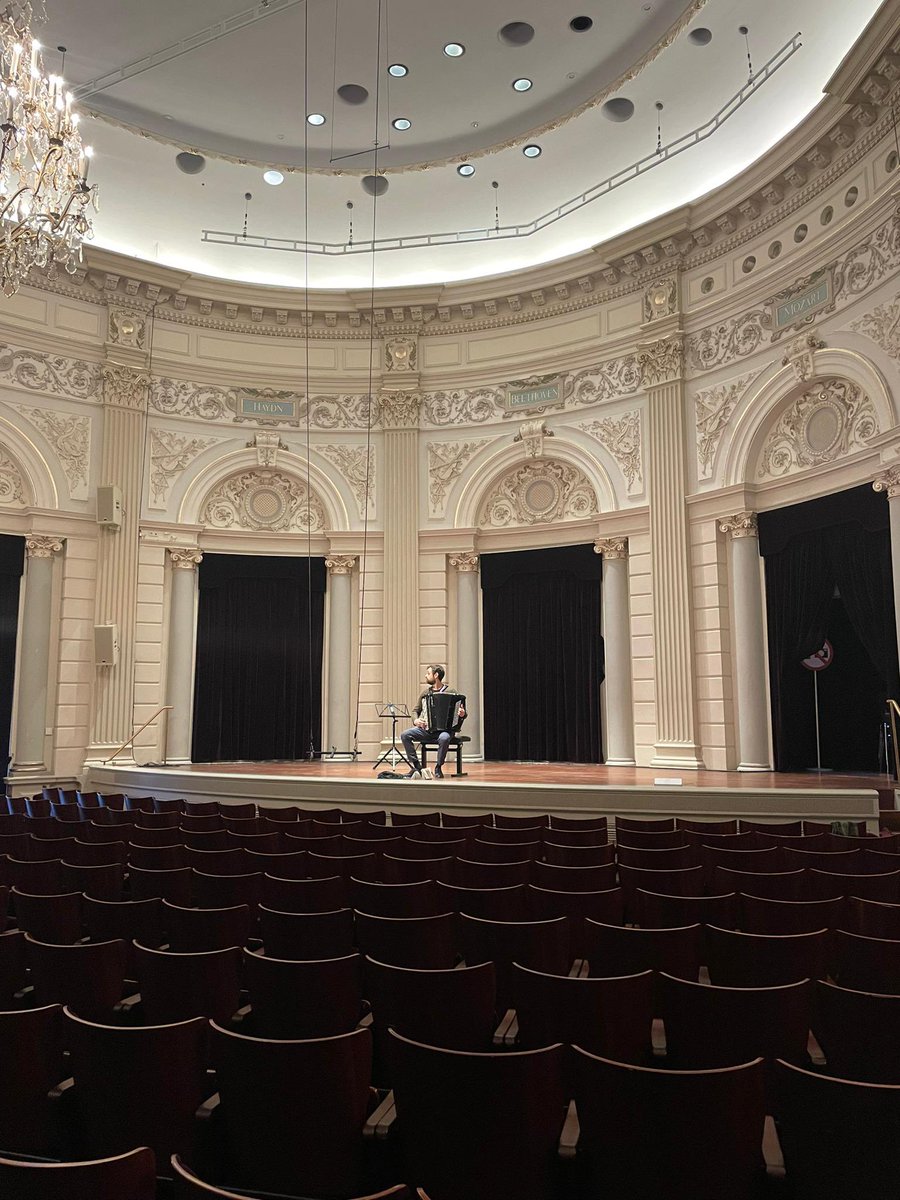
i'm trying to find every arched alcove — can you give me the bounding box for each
[0,415,58,510]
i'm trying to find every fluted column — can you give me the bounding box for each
[165,547,202,764]
[89,363,149,756]
[720,513,771,770]
[9,535,64,780]
[641,332,704,767]
[325,555,356,755]
[595,537,635,766]
[449,552,481,759]
[379,391,421,710]
[874,469,900,672]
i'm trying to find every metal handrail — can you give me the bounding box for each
[103,705,173,765]
[887,699,900,782]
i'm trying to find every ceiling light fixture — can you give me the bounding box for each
[392,117,411,130]
[263,169,284,185]
[0,3,98,296]
[457,163,475,176]
[512,78,532,92]
[523,143,542,158]
[443,42,465,57]
[388,63,408,77]
[307,112,326,125]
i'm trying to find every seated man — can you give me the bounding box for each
[400,664,465,779]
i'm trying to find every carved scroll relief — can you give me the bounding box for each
[479,460,598,528]
[10,403,90,500]
[757,379,879,481]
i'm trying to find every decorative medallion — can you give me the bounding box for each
[757,379,878,480]
[0,444,27,507]
[201,469,327,533]
[479,460,598,527]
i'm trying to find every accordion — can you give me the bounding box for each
[423,691,466,735]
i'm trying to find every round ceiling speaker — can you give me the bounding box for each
[499,21,535,45]
[361,175,389,196]
[175,151,206,175]
[338,83,369,105]
[688,27,713,45]
[601,97,635,122]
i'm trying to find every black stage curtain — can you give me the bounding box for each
[0,535,23,778]
[759,486,898,772]
[192,555,325,763]
[481,544,603,763]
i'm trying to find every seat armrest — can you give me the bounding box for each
[358,1010,374,1028]
[115,991,141,1015]
[196,1092,221,1121]
[231,1003,251,1024]
[364,1090,397,1139]
[558,1099,580,1159]
[493,1007,518,1047]
[49,1076,75,1101]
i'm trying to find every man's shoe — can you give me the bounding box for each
[434,766,444,779]
[404,767,421,779]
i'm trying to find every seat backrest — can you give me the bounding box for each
[615,828,686,850]
[705,925,829,987]
[59,861,125,902]
[128,864,192,905]
[308,851,379,883]
[478,825,545,843]
[635,889,738,930]
[808,869,900,903]
[459,914,570,1008]
[162,901,252,952]
[832,928,900,994]
[811,979,900,1084]
[183,847,247,876]
[390,1029,566,1200]
[468,838,542,863]
[676,819,739,835]
[366,956,496,1057]
[25,935,127,1019]
[660,972,811,1069]
[244,848,308,880]
[454,858,532,889]
[191,870,263,912]
[574,1048,765,1200]
[847,896,900,940]
[209,1022,372,1198]
[616,865,705,918]
[354,910,458,969]
[127,843,186,870]
[400,836,466,860]
[713,866,806,901]
[531,860,617,893]
[616,817,675,833]
[584,920,703,983]
[546,815,608,833]
[82,896,164,956]
[540,841,615,867]
[434,880,527,921]
[512,961,653,1063]
[0,1004,64,1156]
[243,948,363,1038]
[12,887,82,942]
[739,894,845,935]
[774,1059,900,1199]
[348,877,440,918]
[616,844,698,871]
[0,1147,157,1200]
[171,1155,411,1200]
[261,872,345,912]
[134,942,242,1024]
[64,1008,208,1161]
[382,854,455,884]
[0,928,26,1005]
[259,904,355,960]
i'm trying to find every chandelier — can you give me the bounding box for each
[0,1,98,296]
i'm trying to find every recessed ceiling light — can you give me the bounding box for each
[263,169,284,186]
[570,16,593,32]
[307,112,326,126]
[388,63,408,77]
[523,143,542,158]
[512,78,532,92]
[392,117,411,130]
[457,163,475,176]
[443,42,465,57]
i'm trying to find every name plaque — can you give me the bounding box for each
[771,269,834,331]
[239,395,296,419]
[231,389,300,425]
[504,375,564,414]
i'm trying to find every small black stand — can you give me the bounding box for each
[373,702,412,771]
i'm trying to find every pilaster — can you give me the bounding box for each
[325,554,357,757]
[449,551,481,759]
[595,537,635,766]
[165,546,202,764]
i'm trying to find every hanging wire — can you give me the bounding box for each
[329,0,339,165]
[492,180,500,232]
[352,0,383,755]
[302,0,315,760]
[740,25,754,83]
[241,192,252,240]
[347,200,354,246]
[655,102,664,155]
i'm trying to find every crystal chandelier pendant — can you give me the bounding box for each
[0,1,98,296]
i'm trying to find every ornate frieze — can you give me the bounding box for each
[449,552,479,572]
[426,439,493,518]
[149,428,223,509]
[379,392,421,431]
[594,537,628,559]
[150,378,379,431]
[850,297,900,358]
[315,445,375,519]
[201,469,327,533]
[578,411,643,494]
[479,460,598,528]
[757,378,878,480]
[833,205,900,303]
[639,335,684,388]
[873,467,900,499]
[719,512,759,539]
[0,342,100,401]
[686,310,768,373]
[694,371,757,480]
[168,546,203,570]
[25,534,64,557]
[0,445,27,507]
[513,420,553,459]
[10,404,91,500]
[102,364,149,411]
[325,554,357,574]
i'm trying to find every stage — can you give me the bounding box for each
[84,759,893,830]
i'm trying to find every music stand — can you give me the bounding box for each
[373,702,412,770]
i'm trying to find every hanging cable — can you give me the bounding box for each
[655,102,664,155]
[740,25,754,83]
[303,0,315,760]
[351,0,383,755]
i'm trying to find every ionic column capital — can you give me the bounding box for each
[873,468,900,499]
[168,546,203,570]
[26,534,65,558]
[326,554,357,575]
[719,511,759,539]
[594,537,628,560]
[449,552,479,573]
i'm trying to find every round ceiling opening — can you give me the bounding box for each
[601,97,635,122]
[499,21,535,46]
[337,83,369,105]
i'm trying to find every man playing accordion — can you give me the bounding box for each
[401,664,466,779]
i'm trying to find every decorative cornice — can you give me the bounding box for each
[26,534,65,558]
[168,546,203,570]
[719,512,759,539]
[325,554,357,575]
[594,537,629,559]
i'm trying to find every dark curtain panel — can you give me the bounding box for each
[0,535,23,778]
[829,524,900,701]
[482,545,603,763]
[192,555,325,763]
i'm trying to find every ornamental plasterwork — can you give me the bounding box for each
[426,438,493,517]
[449,552,479,572]
[0,342,100,401]
[719,512,759,539]
[757,379,879,481]
[325,555,357,575]
[513,420,553,459]
[643,277,679,323]
[149,428,223,509]
[833,206,900,304]
[781,333,825,384]
[850,297,900,358]
[379,392,421,430]
[579,411,643,494]
[150,378,379,431]
[384,337,417,374]
[315,445,375,519]
[479,460,598,528]
[10,404,90,499]
[694,372,757,480]
[249,433,287,467]
[873,468,900,499]
[25,534,64,557]
[201,469,326,534]
[168,547,203,570]
[102,364,149,411]
[594,537,628,559]
[107,306,147,350]
[686,310,768,374]
[639,335,684,387]
[0,445,27,507]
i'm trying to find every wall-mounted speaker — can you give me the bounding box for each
[97,485,123,528]
[94,624,119,667]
